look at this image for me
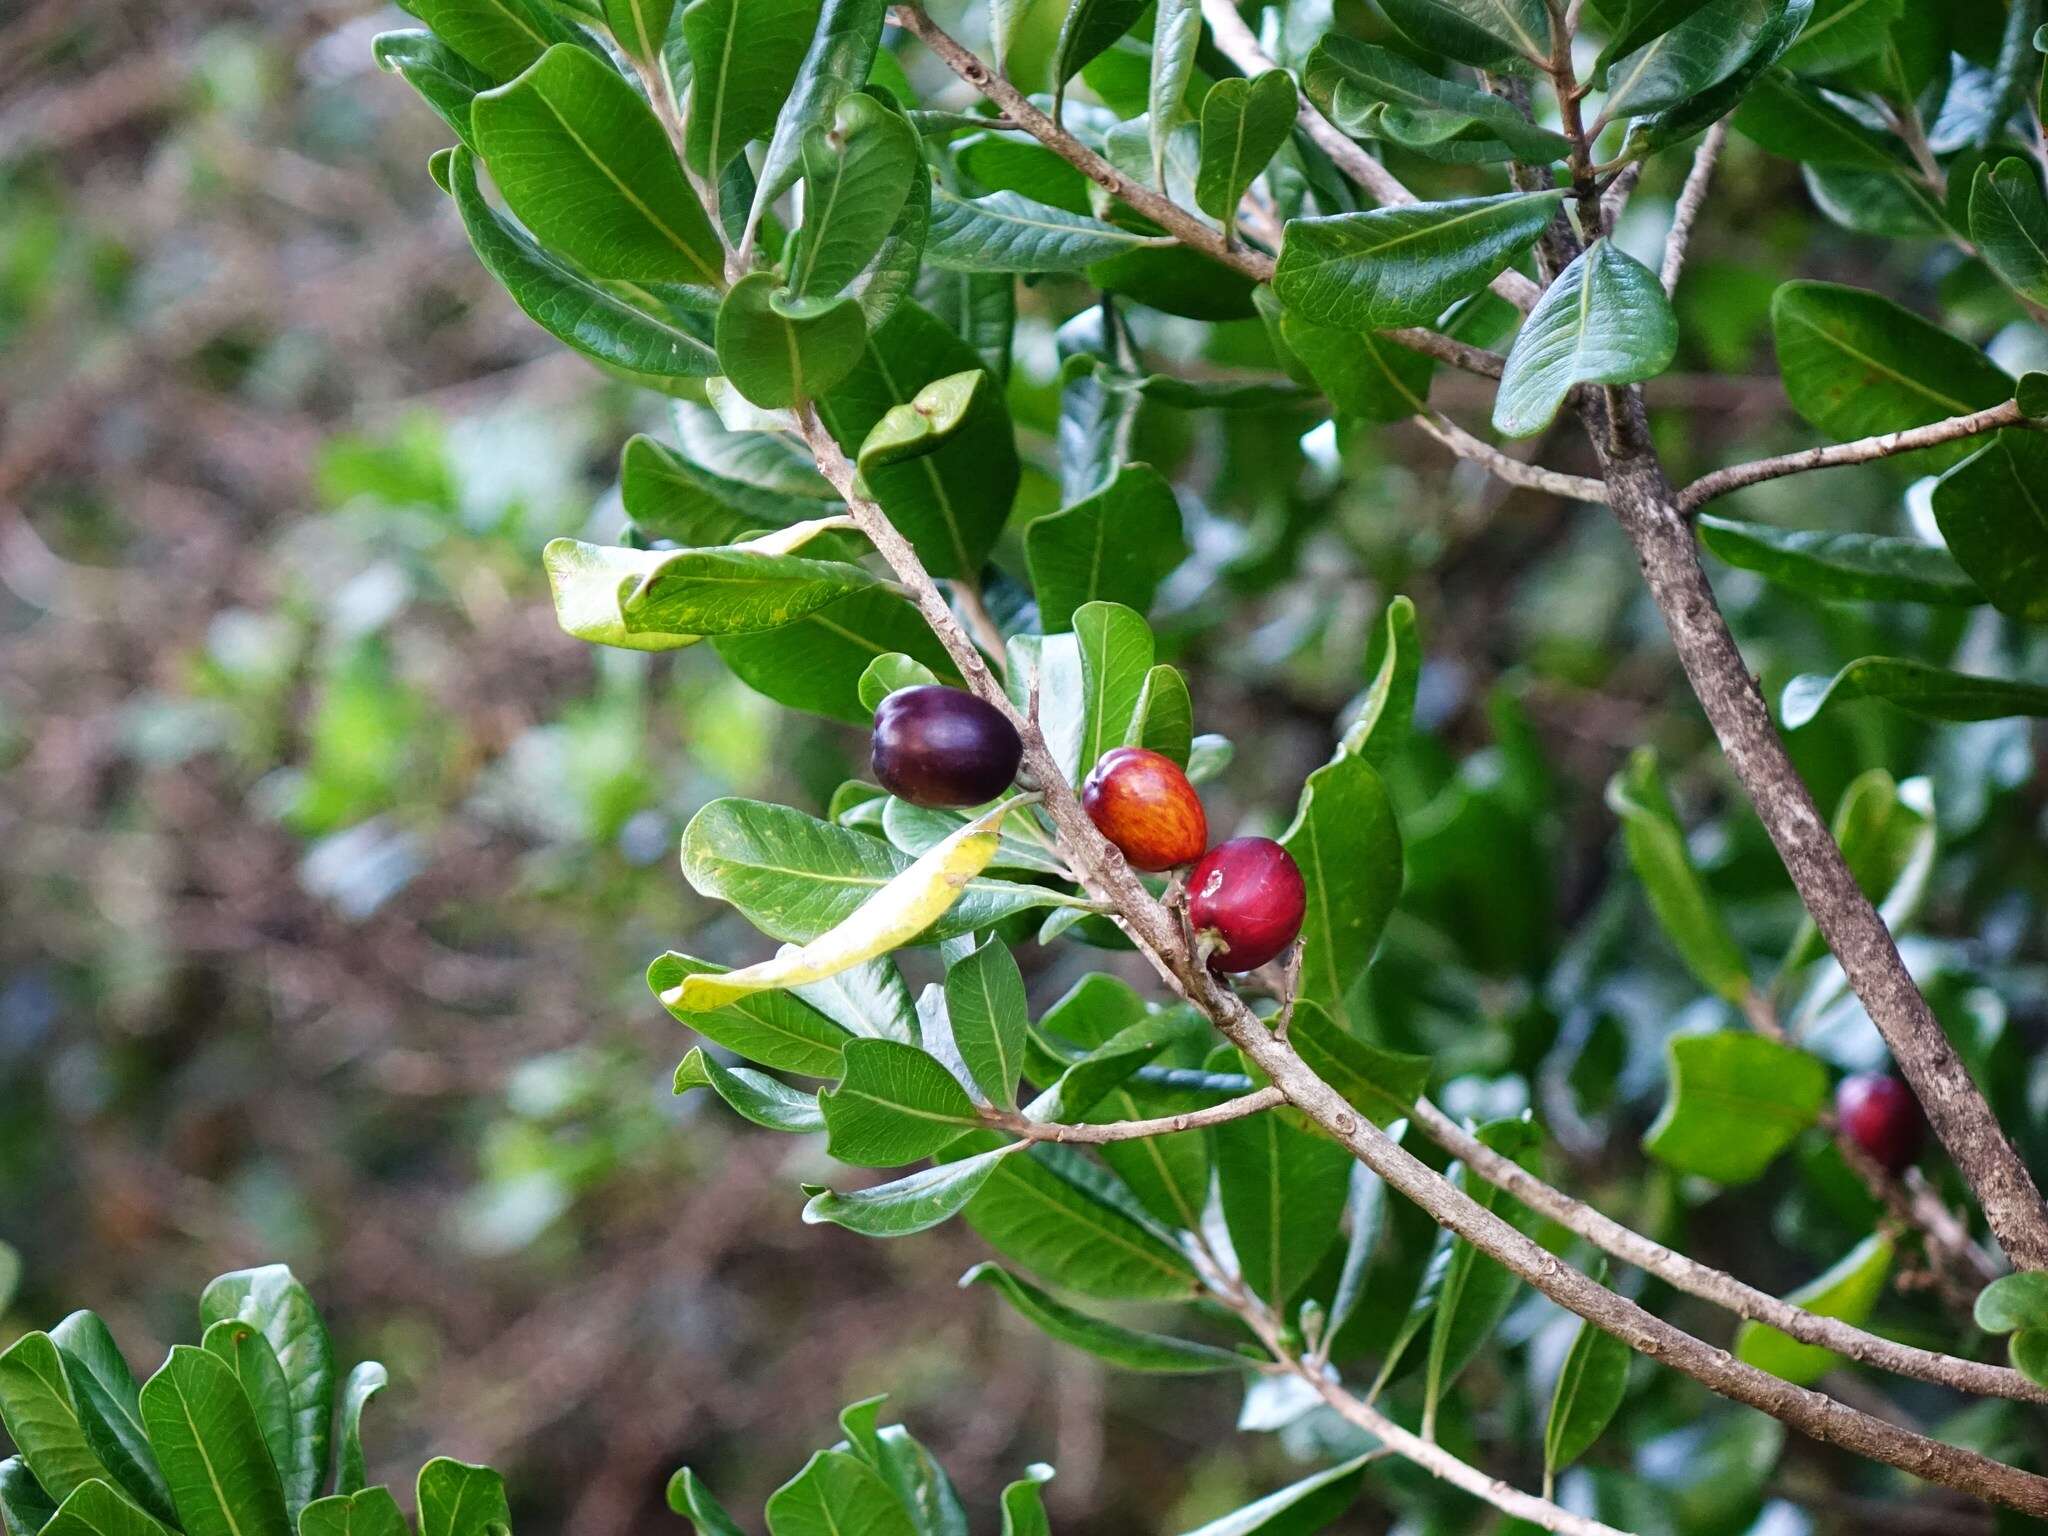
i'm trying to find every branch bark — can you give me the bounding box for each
[1661,121,1727,296]
[1412,411,1610,502]
[982,1086,1286,1142]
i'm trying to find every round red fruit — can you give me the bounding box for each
[1836,1073,1924,1175]
[871,685,1022,809]
[1082,747,1208,871]
[1187,837,1305,973]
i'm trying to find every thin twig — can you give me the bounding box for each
[1677,399,2030,511]
[1412,412,1609,502]
[1661,121,1728,296]
[981,1085,1286,1142]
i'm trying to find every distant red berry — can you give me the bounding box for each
[1187,837,1305,974]
[1837,1073,1924,1175]
[871,686,1021,808]
[1082,747,1208,871]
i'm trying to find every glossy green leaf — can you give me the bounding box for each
[37,1481,173,1536]
[297,1488,408,1536]
[1605,746,1750,1003]
[682,0,821,177]
[751,0,888,216]
[1930,432,2048,621]
[1280,750,1402,1017]
[1601,0,1777,118]
[1733,68,1906,168]
[1148,0,1203,185]
[1343,595,1419,767]
[0,1333,106,1508]
[1696,514,1984,605]
[857,654,942,711]
[960,1139,1200,1299]
[1643,1032,1827,1183]
[1288,1003,1429,1126]
[881,797,1069,877]
[0,1458,56,1536]
[1173,1452,1376,1534]
[1304,36,1570,161]
[1273,308,1433,423]
[1419,1117,1540,1429]
[1976,1271,2048,1333]
[821,1038,982,1165]
[334,1363,384,1499]
[1374,0,1549,73]
[1052,0,1152,111]
[1006,632,1085,785]
[602,0,676,58]
[448,151,719,378]
[716,273,868,407]
[1543,1282,1631,1488]
[1595,0,1723,72]
[1771,281,2013,469]
[1126,664,1194,765]
[716,589,961,724]
[374,31,493,149]
[1979,157,2048,304]
[650,953,853,1074]
[1780,0,1902,73]
[198,1321,293,1505]
[472,44,724,287]
[817,302,1020,578]
[47,1315,171,1526]
[137,1347,291,1536]
[766,1450,915,1536]
[1026,465,1186,632]
[1074,600,1155,777]
[621,428,833,534]
[999,1468,1053,1536]
[2009,1331,2048,1389]
[962,1264,1245,1371]
[802,1143,1020,1235]
[1495,240,1678,436]
[1781,656,2048,728]
[790,95,920,299]
[1090,1082,1213,1230]
[1033,1013,1204,1123]
[667,1468,747,1536]
[1194,72,1296,222]
[415,1460,509,1536]
[945,939,1029,1111]
[794,958,920,1045]
[193,1270,327,1519]
[676,1047,827,1131]
[396,0,587,79]
[927,188,1165,272]
[1216,1107,1351,1307]
[1628,0,1810,152]
[1802,161,1952,237]
[853,370,985,482]
[1734,1234,1894,1384]
[1275,192,1562,331]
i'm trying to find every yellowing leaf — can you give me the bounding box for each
[665,799,1030,1009]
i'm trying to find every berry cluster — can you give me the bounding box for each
[871,686,1306,974]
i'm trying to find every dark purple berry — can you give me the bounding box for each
[871,685,1022,809]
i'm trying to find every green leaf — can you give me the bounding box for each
[1280,750,1403,1018]
[1272,308,1433,423]
[1781,656,2048,728]
[1783,770,1934,976]
[857,653,943,711]
[1287,1003,1429,1126]
[1052,0,1153,111]
[1734,1234,1894,1385]
[716,589,961,723]
[196,1267,334,1516]
[1216,1108,1352,1307]
[1780,0,1902,73]
[962,1264,1246,1371]
[603,0,677,59]
[198,1322,293,1508]
[1802,161,1952,238]
[945,939,1030,1111]
[817,302,1020,578]
[1604,747,1750,1002]
[716,273,868,407]
[38,1481,173,1536]
[1324,1159,1391,1345]
[1026,466,1186,632]
[650,953,853,1074]
[47,1316,171,1526]
[882,797,1069,877]
[1303,36,1570,161]
[298,1489,407,1536]
[821,1039,982,1165]
[752,0,888,226]
[1628,0,1811,153]
[1007,632,1086,784]
[374,31,493,149]
[620,428,844,536]
[1596,0,1725,74]
[1172,1452,1376,1534]
[0,1458,56,1536]
[668,1468,747,1536]
[395,0,587,79]
[550,537,876,647]
[334,1364,384,1499]
[1419,1117,1540,1430]
[447,150,720,379]
[1643,1032,1827,1183]
[1033,1013,1204,1122]
[927,188,1165,272]
[1074,600,1155,777]
[766,1451,916,1536]
[1090,1082,1213,1230]
[1771,281,2013,469]
[854,370,986,483]
[1732,68,1907,168]
[1195,72,1297,222]
[1126,665,1194,765]
[803,1144,1019,1234]
[0,1334,106,1508]
[1343,595,1419,766]
[415,1461,509,1536]
[472,44,724,287]
[1148,0,1204,185]
[1275,192,1562,332]
[790,94,920,299]
[675,1047,827,1130]
[999,1469,1053,1536]
[1495,240,1678,436]
[1696,514,1984,606]
[1931,432,2048,622]
[1976,1271,2048,1333]
[1373,0,1550,72]
[682,0,821,177]
[960,1140,1200,1299]
[2010,1331,2048,1389]
[1543,1281,1631,1487]
[542,540,701,653]
[137,1347,291,1536]
[1602,0,1779,118]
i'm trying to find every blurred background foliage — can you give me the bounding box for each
[1,1,2045,1532]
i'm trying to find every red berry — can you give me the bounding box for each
[871,685,1022,808]
[1836,1073,1924,1175]
[1082,747,1208,871]
[1187,837,1305,973]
